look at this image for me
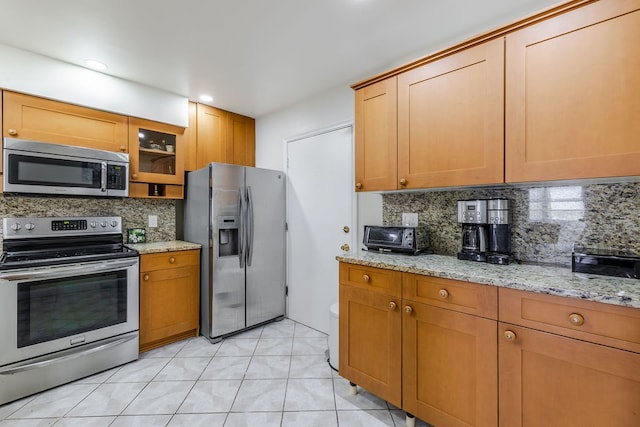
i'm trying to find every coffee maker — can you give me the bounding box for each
[457,199,488,262]
[487,199,511,265]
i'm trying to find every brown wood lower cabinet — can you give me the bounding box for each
[139,249,200,352]
[403,302,497,426]
[339,262,640,426]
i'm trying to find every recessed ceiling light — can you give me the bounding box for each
[199,94,213,103]
[84,59,108,71]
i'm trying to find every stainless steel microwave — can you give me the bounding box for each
[363,225,427,255]
[3,138,129,197]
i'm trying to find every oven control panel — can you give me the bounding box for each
[3,217,122,239]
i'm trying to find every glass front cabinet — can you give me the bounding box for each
[128,118,185,199]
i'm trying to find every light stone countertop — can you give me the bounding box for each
[126,240,201,255]
[336,251,640,309]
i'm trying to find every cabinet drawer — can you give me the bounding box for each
[403,273,497,319]
[499,287,640,353]
[140,249,200,272]
[339,263,401,297]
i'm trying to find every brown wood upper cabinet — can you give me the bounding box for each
[354,77,398,191]
[398,38,504,189]
[186,103,256,171]
[505,0,640,182]
[2,91,129,153]
[354,38,504,191]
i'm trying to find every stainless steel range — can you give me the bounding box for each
[0,216,139,405]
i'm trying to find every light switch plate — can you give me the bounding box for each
[402,213,418,227]
[148,215,158,228]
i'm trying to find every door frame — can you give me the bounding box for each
[284,121,357,322]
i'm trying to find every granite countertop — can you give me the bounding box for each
[336,251,640,309]
[126,240,201,255]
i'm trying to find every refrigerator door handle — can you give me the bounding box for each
[247,186,255,267]
[238,187,245,268]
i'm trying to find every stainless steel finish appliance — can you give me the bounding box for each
[487,199,511,265]
[0,216,139,404]
[363,225,427,255]
[457,199,488,262]
[3,138,129,197]
[184,163,286,342]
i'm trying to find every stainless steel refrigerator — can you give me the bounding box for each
[184,163,286,342]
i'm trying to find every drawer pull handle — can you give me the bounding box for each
[143,274,150,281]
[355,182,363,190]
[362,274,370,283]
[8,128,18,136]
[131,173,138,180]
[503,330,517,341]
[438,289,449,299]
[389,301,397,310]
[399,178,408,186]
[404,305,413,314]
[169,257,176,264]
[569,313,585,326]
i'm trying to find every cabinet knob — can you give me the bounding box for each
[389,301,397,310]
[143,274,150,281]
[8,128,18,136]
[404,305,413,314]
[131,173,138,180]
[169,256,176,264]
[438,289,449,299]
[399,178,408,186]
[340,244,350,251]
[362,274,370,283]
[568,313,585,326]
[355,182,363,190]
[120,145,127,152]
[503,330,517,341]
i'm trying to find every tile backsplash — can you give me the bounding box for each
[383,182,640,266]
[0,195,176,244]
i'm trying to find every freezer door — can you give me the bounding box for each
[245,167,286,327]
[210,163,246,338]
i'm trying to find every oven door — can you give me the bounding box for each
[0,257,139,367]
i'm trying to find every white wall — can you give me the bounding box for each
[255,82,383,249]
[0,43,188,127]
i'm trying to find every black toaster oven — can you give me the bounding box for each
[363,225,426,255]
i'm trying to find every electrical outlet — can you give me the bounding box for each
[402,213,418,227]
[148,215,158,228]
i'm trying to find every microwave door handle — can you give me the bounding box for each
[100,162,107,192]
[0,258,138,282]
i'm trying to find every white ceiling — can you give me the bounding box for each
[0,0,559,118]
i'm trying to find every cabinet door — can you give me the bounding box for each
[499,323,640,427]
[339,284,402,407]
[196,104,228,168]
[139,263,200,352]
[227,112,255,167]
[398,38,504,189]
[403,301,497,427]
[505,0,640,182]
[183,101,198,172]
[129,117,185,186]
[2,91,128,153]
[354,77,398,192]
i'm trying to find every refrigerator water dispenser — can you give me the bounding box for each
[217,216,239,257]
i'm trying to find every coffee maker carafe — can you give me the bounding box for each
[457,200,488,262]
[487,199,511,265]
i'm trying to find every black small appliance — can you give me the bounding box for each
[457,200,488,262]
[487,199,511,265]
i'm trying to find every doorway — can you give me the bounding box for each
[286,123,355,333]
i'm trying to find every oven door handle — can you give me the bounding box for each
[0,332,137,375]
[0,258,138,282]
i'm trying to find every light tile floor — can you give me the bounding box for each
[0,318,430,427]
